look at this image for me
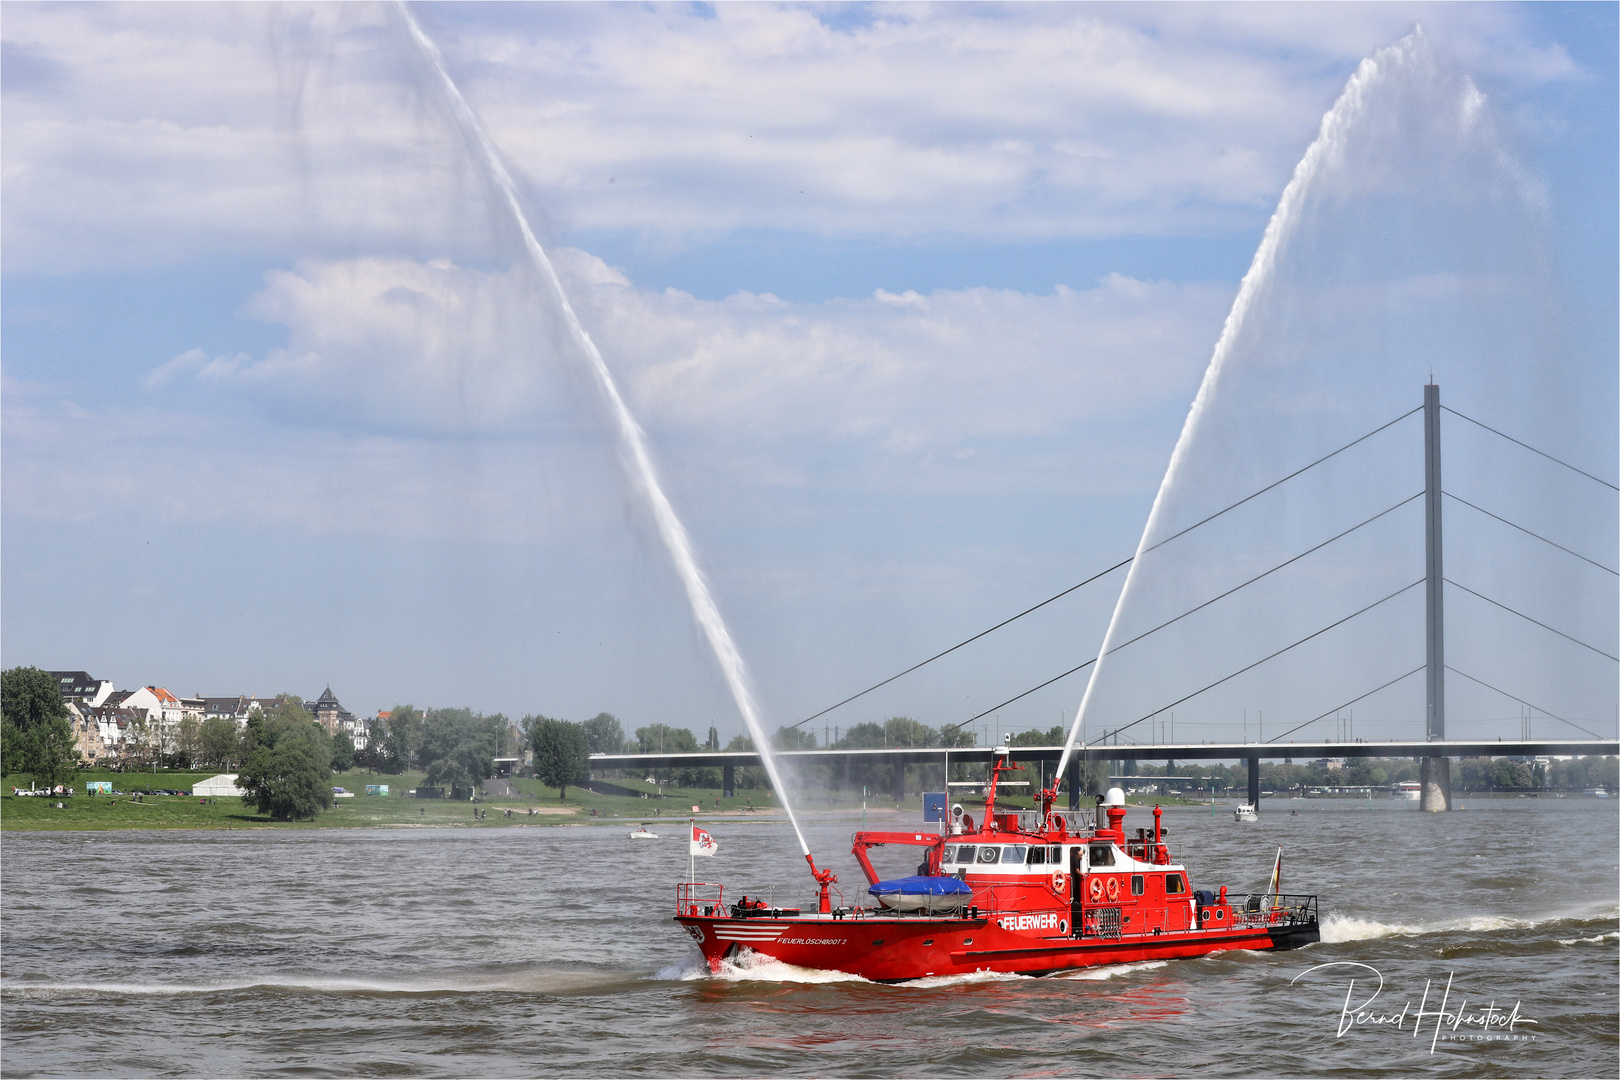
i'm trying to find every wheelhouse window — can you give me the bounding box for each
[1131,874,1145,896]
[977,846,1000,864]
[1165,873,1186,894]
[1025,846,1047,866]
[954,845,976,864]
[1002,845,1026,865]
[1088,844,1114,867]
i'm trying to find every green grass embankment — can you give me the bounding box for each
[0,769,795,831]
[2,768,1128,831]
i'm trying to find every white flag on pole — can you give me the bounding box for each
[691,825,719,857]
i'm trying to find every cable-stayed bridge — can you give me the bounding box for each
[591,384,1617,812]
[589,738,1618,811]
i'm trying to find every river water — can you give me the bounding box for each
[3,797,1615,1077]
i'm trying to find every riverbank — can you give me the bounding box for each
[1,768,1357,832]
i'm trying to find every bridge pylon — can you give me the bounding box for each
[1423,382,1451,811]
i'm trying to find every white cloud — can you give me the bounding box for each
[137,249,1231,495]
[1,2,1581,272]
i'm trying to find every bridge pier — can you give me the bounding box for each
[723,764,735,799]
[1247,756,1260,811]
[893,760,906,805]
[1420,756,1450,812]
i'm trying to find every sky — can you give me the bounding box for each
[3,2,1615,749]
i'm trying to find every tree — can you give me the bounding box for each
[331,731,355,773]
[530,717,589,798]
[419,708,500,795]
[174,715,202,768]
[198,716,241,769]
[242,709,267,756]
[2,667,69,730]
[379,705,422,775]
[239,738,333,821]
[2,666,78,786]
[582,713,625,755]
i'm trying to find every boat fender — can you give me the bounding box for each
[1089,878,1103,903]
[1105,877,1120,902]
[1052,872,1065,892]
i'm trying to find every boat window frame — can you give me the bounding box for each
[1165,872,1186,895]
[954,844,976,865]
[1002,844,1027,865]
[976,845,1001,865]
[1025,846,1047,866]
[1088,843,1115,867]
[1131,874,1145,897]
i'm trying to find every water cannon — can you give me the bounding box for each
[805,853,838,914]
[1036,783,1060,823]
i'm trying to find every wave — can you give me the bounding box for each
[0,966,635,998]
[1320,908,1619,944]
[1556,931,1619,946]
[704,951,871,985]
[1056,959,1170,981]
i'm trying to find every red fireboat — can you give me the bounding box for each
[675,748,1320,981]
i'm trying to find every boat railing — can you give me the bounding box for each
[676,881,725,917]
[1233,893,1318,929]
[1036,809,1096,833]
[1122,840,1183,865]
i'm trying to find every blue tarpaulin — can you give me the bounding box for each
[867,875,972,898]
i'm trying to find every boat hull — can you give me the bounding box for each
[676,910,1319,982]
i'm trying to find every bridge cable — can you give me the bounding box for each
[791,410,1422,730]
[1441,405,1619,492]
[1445,578,1619,662]
[1265,665,1426,743]
[1444,666,1608,739]
[785,556,1132,731]
[1138,406,1421,557]
[938,496,1425,736]
[1443,491,1619,576]
[1087,579,1425,748]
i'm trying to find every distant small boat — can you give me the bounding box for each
[1234,805,1258,823]
[1584,787,1610,798]
[630,824,659,839]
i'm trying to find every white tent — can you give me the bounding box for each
[193,774,243,797]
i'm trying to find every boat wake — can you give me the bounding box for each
[654,947,1172,987]
[1,965,638,999]
[1054,960,1170,981]
[1320,908,1619,943]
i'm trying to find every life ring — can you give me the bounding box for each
[1105,877,1120,902]
[1052,872,1066,892]
[1089,877,1103,903]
